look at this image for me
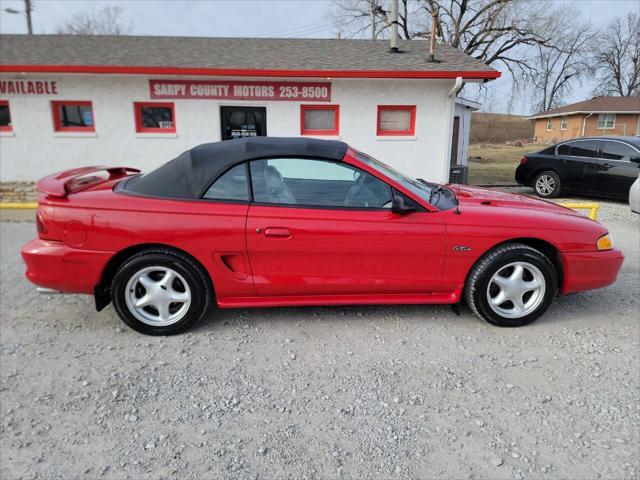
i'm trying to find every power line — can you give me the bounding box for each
[261,21,336,38]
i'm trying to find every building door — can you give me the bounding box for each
[220,106,267,140]
[450,116,460,166]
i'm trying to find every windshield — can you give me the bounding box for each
[355,151,458,211]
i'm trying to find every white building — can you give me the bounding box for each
[0,35,499,183]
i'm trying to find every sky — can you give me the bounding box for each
[1,0,638,115]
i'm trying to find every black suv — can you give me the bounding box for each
[515,136,640,199]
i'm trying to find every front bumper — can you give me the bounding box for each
[561,248,624,294]
[21,239,113,294]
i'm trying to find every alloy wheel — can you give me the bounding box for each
[486,261,546,319]
[535,175,556,196]
[125,266,191,326]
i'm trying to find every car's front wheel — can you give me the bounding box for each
[533,170,561,198]
[111,249,211,335]
[465,243,558,327]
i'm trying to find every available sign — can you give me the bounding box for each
[0,79,59,96]
[149,80,331,102]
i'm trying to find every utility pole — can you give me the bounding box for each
[370,0,376,40]
[2,0,33,33]
[25,0,33,34]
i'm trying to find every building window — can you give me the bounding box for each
[134,102,176,133]
[546,118,552,131]
[597,113,615,129]
[0,100,12,131]
[560,115,568,130]
[51,101,95,132]
[377,105,416,136]
[300,105,339,135]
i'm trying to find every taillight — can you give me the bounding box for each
[36,210,62,241]
[36,213,47,235]
[520,157,528,165]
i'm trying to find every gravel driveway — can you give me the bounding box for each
[1,199,638,480]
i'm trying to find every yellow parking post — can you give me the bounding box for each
[0,203,38,209]
[557,202,600,220]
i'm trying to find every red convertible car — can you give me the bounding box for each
[22,137,623,335]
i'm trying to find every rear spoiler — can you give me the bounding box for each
[36,166,141,198]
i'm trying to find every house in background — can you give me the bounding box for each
[530,96,640,143]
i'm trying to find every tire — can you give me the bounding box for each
[533,170,561,198]
[465,243,558,327]
[111,249,212,335]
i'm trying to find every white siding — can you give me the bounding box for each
[0,74,456,182]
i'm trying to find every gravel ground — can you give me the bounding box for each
[1,198,638,480]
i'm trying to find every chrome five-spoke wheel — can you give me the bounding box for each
[125,266,191,326]
[486,261,546,319]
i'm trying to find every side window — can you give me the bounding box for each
[601,141,638,161]
[250,158,392,209]
[539,145,556,155]
[557,143,571,155]
[569,140,600,158]
[203,164,249,202]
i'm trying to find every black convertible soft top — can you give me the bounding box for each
[120,137,349,199]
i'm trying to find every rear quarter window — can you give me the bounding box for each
[539,146,556,155]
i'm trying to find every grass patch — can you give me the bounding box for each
[468,143,543,185]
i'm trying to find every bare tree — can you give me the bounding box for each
[56,5,132,35]
[333,1,563,71]
[331,0,594,113]
[592,13,640,97]
[331,0,415,40]
[527,9,595,112]
[421,0,568,80]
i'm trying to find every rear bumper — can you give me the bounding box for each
[514,164,530,186]
[561,248,624,294]
[21,239,113,294]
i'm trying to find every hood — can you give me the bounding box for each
[448,184,583,217]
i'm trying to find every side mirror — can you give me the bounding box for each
[391,195,416,214]
[630,156,640,164]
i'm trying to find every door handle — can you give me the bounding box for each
[600,163,613,170]
[263,227,292,238]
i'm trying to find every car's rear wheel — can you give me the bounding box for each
[533,170,561,198]
[111,249,211,335]
[465,243,558,327]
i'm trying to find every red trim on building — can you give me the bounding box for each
[133,102,176,133]
[300,104,340,136]
[51,100,95,132]
[0,100,12,131]
[376,105,416,136]
[0,64,501,80]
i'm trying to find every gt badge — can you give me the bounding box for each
[453,245,471,252]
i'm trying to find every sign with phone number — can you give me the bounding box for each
[149,80,331,102]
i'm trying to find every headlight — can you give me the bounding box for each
[597,233,613,251]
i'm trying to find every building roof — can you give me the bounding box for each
[0,34,499,80]
[530,96,640,119]
[121,137,348,199]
